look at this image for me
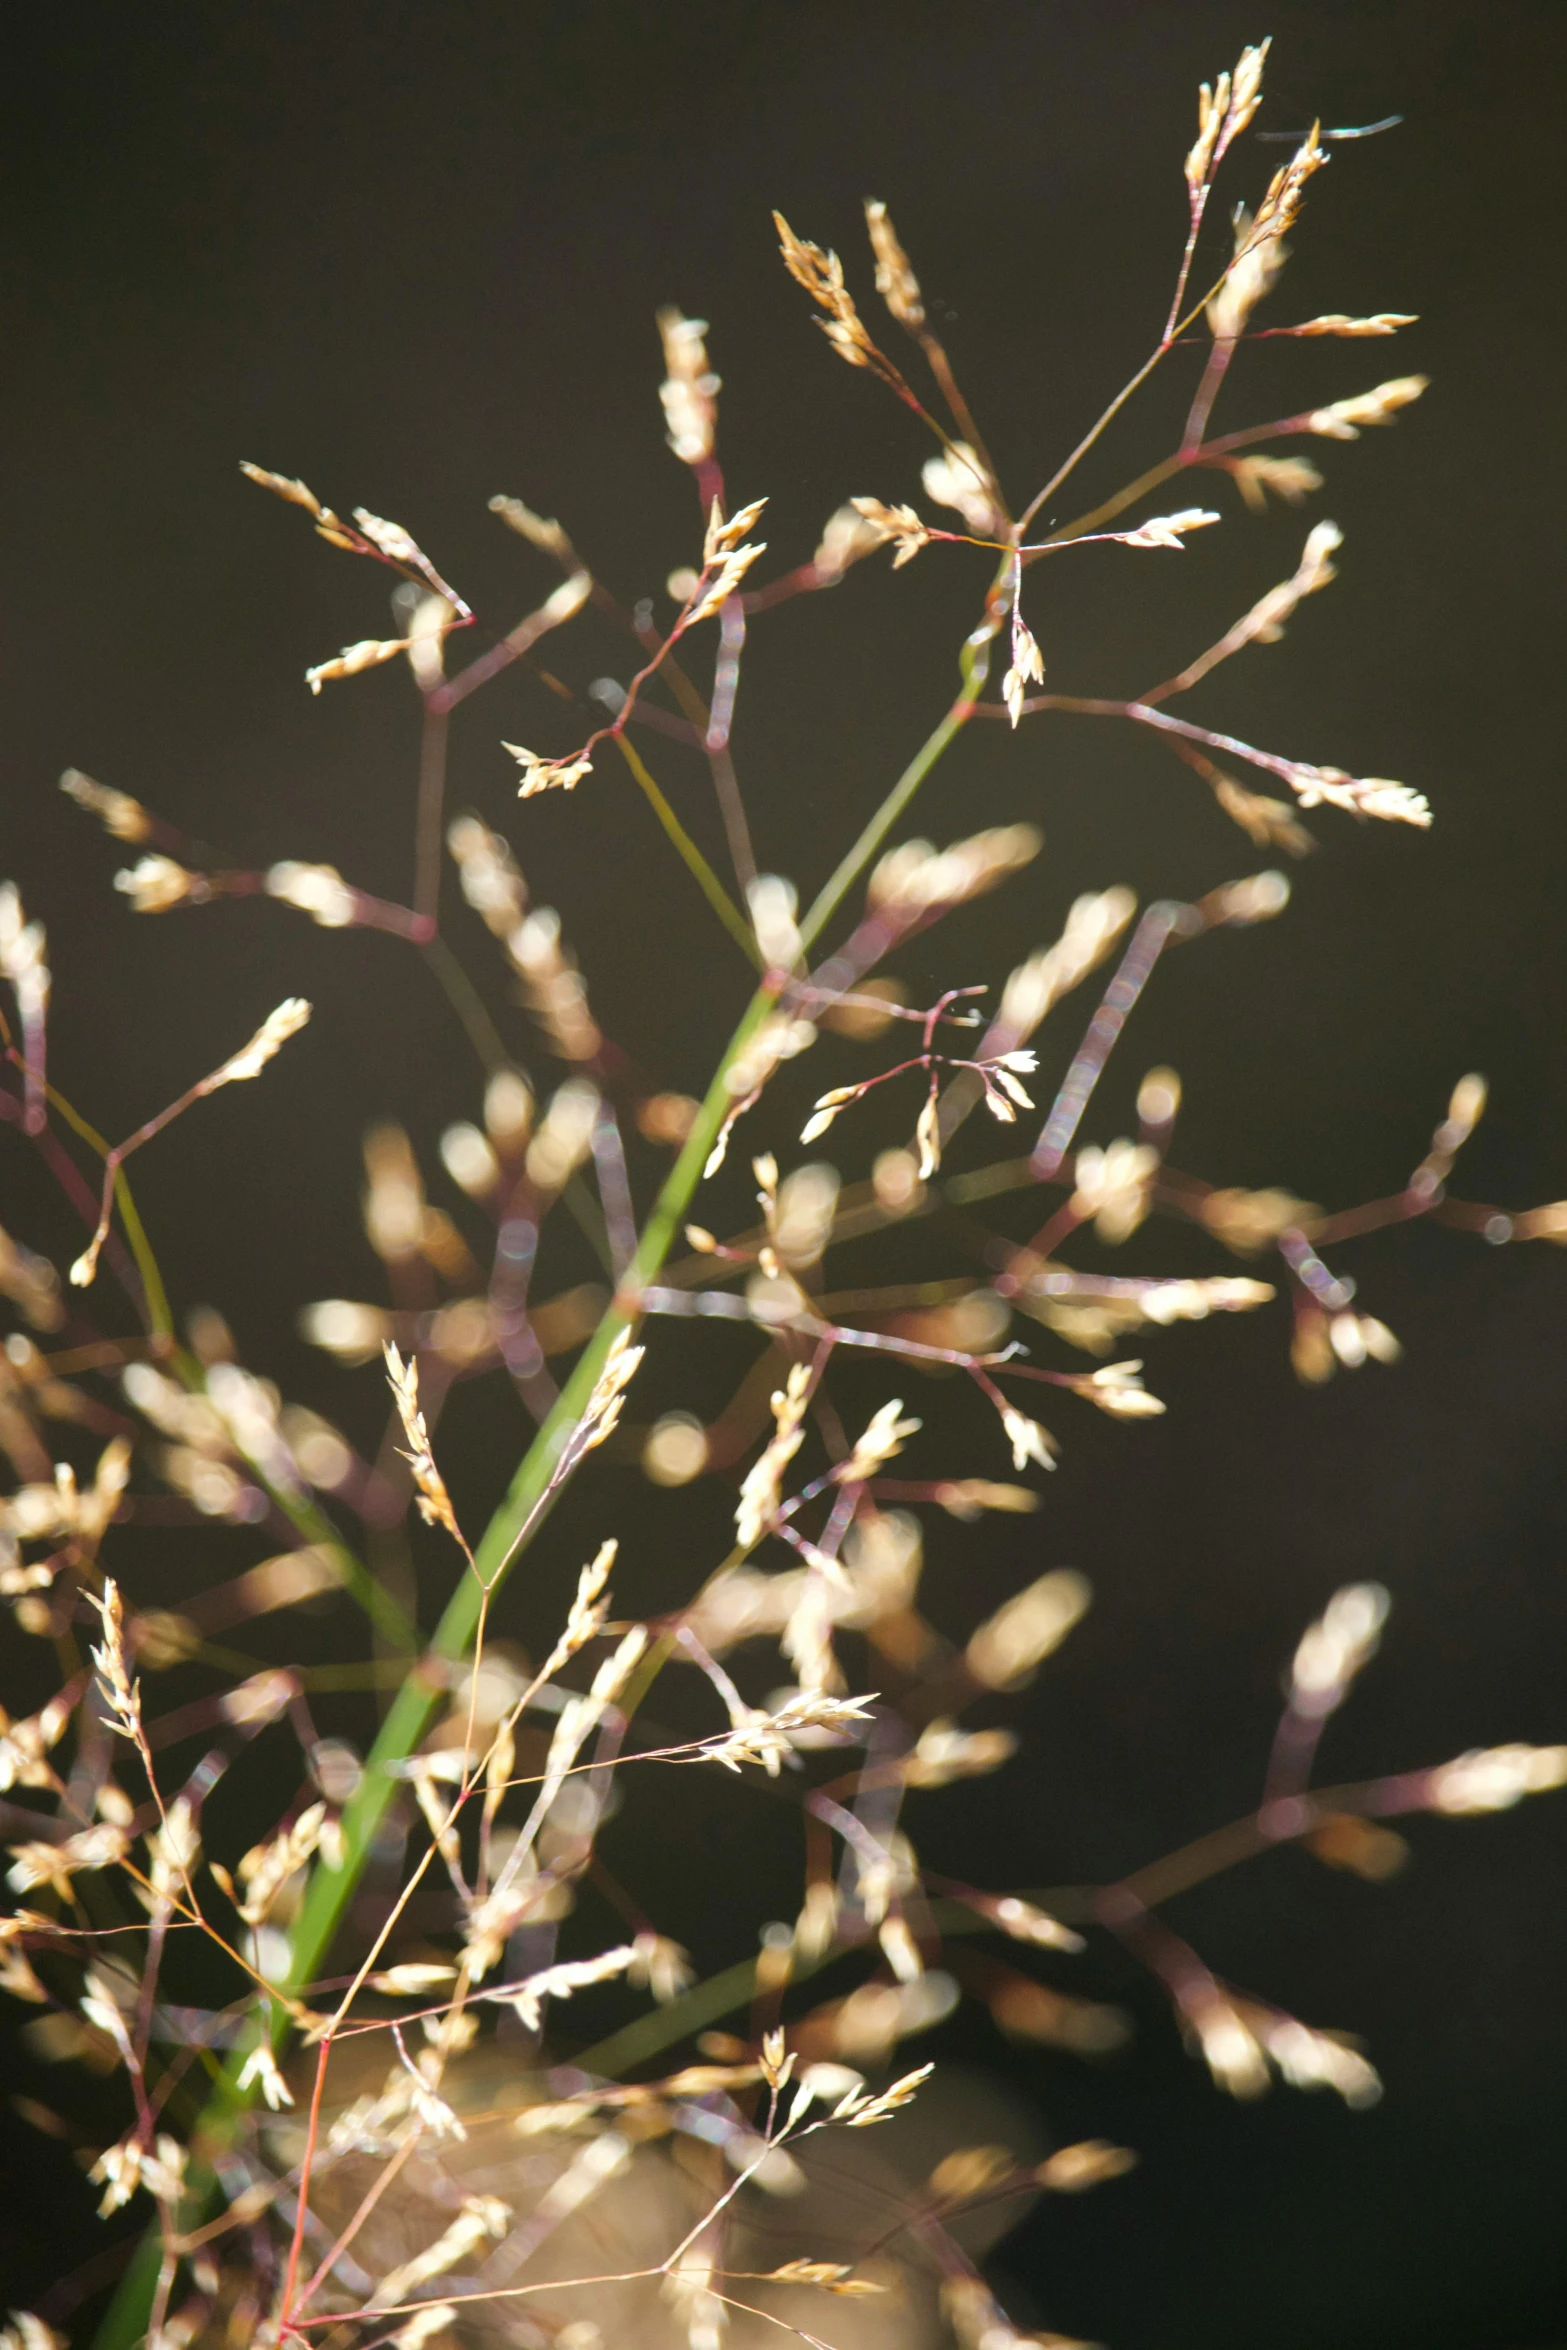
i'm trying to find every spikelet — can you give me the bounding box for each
[59,769,152,843]
[1112,507,1221,549]
[657,307,720,466]
[1280,311,1417,336]
[488,493,575,562]
[966,1569,1088,1688]
[267,860,356,926]
[1207,204,1290,343]
[86,1579,141,1744]
[1306,374,1429,439]
[113,855,204,913]
[1244,121,1329,251]
[1061,1360,1167,1419]
[837,1399,921,1483]
[504,743,595,796]
[1289,1583,1389,1718]
[1228,453,1324,512]
[210,997,313,1086]
[1186,39,1271,193]
[1426,1742,1567,1814]
[367,2195,513,2308]
[306,635,420,695]
[773,211,878,369]
[1211,772,1317,855]
[1071,1138,1158,1243]
[863,198,925,329]
[575,1327,645,1458]
[848,496,930,567]
[735,1361,811,1551]
[383,1345,465,1550]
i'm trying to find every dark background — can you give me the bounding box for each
[1,2,1566,2343]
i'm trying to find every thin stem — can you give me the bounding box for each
[99,691,982,2350]
[705,596,760,899]
[611,736,761,965]
[798,626,993,954]
[419,933,512,1074]
[414,700,448,927]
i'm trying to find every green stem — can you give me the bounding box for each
[98,680,975,2348]
[612,736,762,966]
[798,631,992,953]
[42,1081,415,1648]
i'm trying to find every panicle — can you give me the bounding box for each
[1211,773,1317,856]
[0,2316,63,2350]
[867,823,1041,915]
[509,907,603,1062]
[1282,311,1418,336]
[1186,38,1271,193]
[1113,507,1221,549]
[688,495,768,617]
[232,1801,326,1929]
[915,1089,941,1181]
[505,743,594,797]
[488,494,575,563]
[505,1944,640,2033]
[210,997,312,1085]
[306,635,421,695]
[837,1398,921,1483]
[238,461,322,515]
[60,769,152,843]
[966,1569,1089,1689]
[575,1326,645,1458]
[113,855,205,914]
[997,1404,1058,1475]
[1282,762,1432,827]
[1038,2139,1140,2191]
[1002,611,1045,729]
[367,2196,513,2308]
[771,1161,839,1268]
[706,1687,877,1777]
[1228,453,1324,513]
[1207,204,1290,343]
[1201,1184,1321,1253]
[87,1578,141,1744]
[1426,1743,1567,1814]
[747,873,803,970]
[657,307,721,466]
[266,860,356,926]
[773,210,878,370]
[447,813,527,936]
[921,445,1006,538]
[1289,1583,1390,1717]
[234,2041,293,2110]
[903,1720,1019,1788]
[811,501,888,578]
[735,1360,812,1551]
[1245,121,1329,252]
[848,496,930,567]
[383,1344,465,1549]
[841,2061,933,2126]
[1063,1359,1167,1419]
[863,198,925,329]
[0,885,48,1024]
[995,890,1137,1043]
[1071,1138,1158,1244]
[1306,374,1429,439]
[527,1077,600,1189]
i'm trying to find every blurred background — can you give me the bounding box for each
[1,2,1565,2342]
